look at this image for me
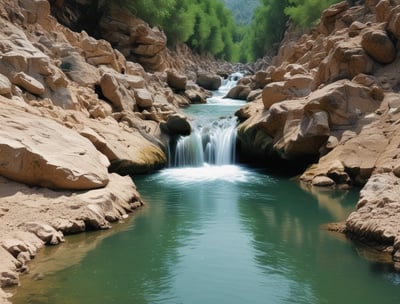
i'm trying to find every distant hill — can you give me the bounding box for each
[221,0,259,25]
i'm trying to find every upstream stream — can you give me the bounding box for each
[12,77,400,303]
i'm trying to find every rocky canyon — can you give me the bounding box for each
[1,0,400,303]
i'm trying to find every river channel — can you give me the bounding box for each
[12,79,400,304]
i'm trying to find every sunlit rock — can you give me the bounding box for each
[0,97,110,190]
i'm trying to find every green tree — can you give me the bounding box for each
[162,0,196,46]
[245,0,288,61]
[285,0,339,28]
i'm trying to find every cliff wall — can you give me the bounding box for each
[0,1,225,302]
[234,0,400,264]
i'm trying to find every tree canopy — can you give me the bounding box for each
[116,0,341,62]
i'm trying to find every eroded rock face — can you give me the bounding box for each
[237,79,381,162]
[0,97,110,190]
[0,0,196,298]
[0,172,144,292]
[234,0,400,264]
[345,173,400,261]
[98,5,170,72]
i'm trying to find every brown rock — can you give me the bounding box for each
[254,70,269,89]
[196,72,222,90]
[262,82,288,108]
[388,5,400,40]
[376,0,391,22]
[262,74,313,109]
[361,29,396,64]
[99,5,169,71]
[184,88,207,104]
[348,21,367,37]
[167,69,187,91]
[317,38,373,85]
[165,114,191,136]
[226,85,251,100]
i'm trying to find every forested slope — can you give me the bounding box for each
[220,0,259,25]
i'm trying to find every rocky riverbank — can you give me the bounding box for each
[232,0,400,264]
[2,0,400,302]
[0,1,233,302]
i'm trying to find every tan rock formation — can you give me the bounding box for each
[346,173,400,260]
[236,1,400,262]
[0,97,110,190]
[0,1,196,300]
[0,173,143,294]
[99,5,170,72]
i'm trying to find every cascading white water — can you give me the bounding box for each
[171,72,244,168]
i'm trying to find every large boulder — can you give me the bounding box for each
[163,113,192,136]
[0,97,110,190]
[238,79,382,163]
[134,88,154,108]
[300,91,399,187]
[167,69,187,91]
[262,74,314,109]
[345,173,400,261]
[60,52,100,88]
[361,29,396,64]
[196,72,222,90]
[79,116,167,175]
[316,38,373,85]
[100,73,135,112]
[226,85,251,100]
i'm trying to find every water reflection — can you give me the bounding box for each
[12,166,400,304]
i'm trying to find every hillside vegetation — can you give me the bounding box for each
[220,0,259,25]
[115,0,341,62]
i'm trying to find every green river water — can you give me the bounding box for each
[11,84,400,304]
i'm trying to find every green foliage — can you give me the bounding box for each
[114,0,341,63]
[220,0,259,25]
[285,0,339,28]
[242,0,288,61]
[116,0,241,61]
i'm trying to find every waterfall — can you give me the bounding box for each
[172,116,238,167]
[170,72,244,168]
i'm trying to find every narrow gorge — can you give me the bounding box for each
[1,0,400,303]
